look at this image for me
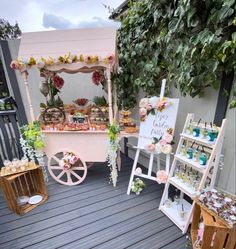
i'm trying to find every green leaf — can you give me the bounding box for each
[150,108,156,115]
[229,100,236,108]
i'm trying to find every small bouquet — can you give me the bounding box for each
[131,178,145,195]
[61,152,79,170]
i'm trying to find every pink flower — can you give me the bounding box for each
[162,133,173,143]
[84,55,92,64]
[105,54,114,64]
[70,156,79,165]
[146,103,152,111]
[63,163,71,170]
[156,170,168,184]
[159,139,167,146]
[10,60,19,70]
[139,107,147,116]
[145,144,156,152]
[157,101,166,112]
[52,75,64,90]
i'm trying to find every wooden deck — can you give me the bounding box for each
[0,155,187,249]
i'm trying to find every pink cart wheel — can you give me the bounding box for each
[48,150,87,186]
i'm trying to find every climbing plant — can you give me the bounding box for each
[115,0,236,108]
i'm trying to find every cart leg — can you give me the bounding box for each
[117,149,121,171]
[127,149,140,195]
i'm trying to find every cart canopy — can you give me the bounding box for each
[13,27,117,73]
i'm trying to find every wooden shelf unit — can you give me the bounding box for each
[159,113,226,233]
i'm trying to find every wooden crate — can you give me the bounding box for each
[0,167,48,215]
[191,201,236,249]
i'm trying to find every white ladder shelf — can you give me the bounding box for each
[159,113,226,233]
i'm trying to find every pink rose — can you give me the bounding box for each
[162,133,173,143]
[10,60,19,70]
[70,156,79,165]
[106,54,114,64]
[156,170,168,184]
[139,107,147,116]
[146,103,152,111]
[159,139,167,146]
[92,70,104,85]
[63,163,70,170]
[145,144,156,152]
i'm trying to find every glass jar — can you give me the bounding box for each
[199,153,207,165]
[187,148,193,159]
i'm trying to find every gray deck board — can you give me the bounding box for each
[0,154,187,249]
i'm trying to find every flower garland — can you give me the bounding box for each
[61,152,79,170]
[20,122,48,181]
[145,128,174,154]
[92,70,105,86]
[107,123,120,187]
[10,53,115,71]
[139,97,172,121]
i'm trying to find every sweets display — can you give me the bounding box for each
[198,189,236,228]
[119,109,138,133]
[89,106,109,125]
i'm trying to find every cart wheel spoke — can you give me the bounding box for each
[66,171,73,184]
[52,155,61,164]
[72,166,85,171]
[70,170,82,180]
[56,170,66,180]
[50,166,63,170]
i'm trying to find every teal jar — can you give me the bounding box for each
[207,130,217,142]
[187,148,193,159]
[199,153,207,165]
[192,126,200,137]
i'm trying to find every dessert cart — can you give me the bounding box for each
[13,27,126,186]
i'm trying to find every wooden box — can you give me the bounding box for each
[191,201,236,249]
[0,167,48,215]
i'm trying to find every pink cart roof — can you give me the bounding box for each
[17,27,117,73]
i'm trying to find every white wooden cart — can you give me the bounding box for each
[15,28,124,186]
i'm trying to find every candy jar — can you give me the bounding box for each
[179,204,187,220]
[180,144,187,156]
[164,198,172,208]
[185,120,194,135]
[199,152,207,166]
[187,148,193,159]
[192,126,200,137]
[193,149,199,162]
[200,122,208,139]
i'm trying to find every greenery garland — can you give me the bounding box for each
[115,0,236,108]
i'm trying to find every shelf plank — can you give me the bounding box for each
[160,199,192,232]
[175,154,206,173]
[169,177,197,198]
[180,133,215,149]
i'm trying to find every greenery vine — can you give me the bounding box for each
[115,0,236,108]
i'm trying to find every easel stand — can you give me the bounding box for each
[127,149,170,194]
[159,113,226,233]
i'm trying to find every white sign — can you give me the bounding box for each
[137,98,179,149]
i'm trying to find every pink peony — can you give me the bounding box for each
[52,75,64,90]
[159,139,167,146]
[10,60,19,70]
[63,163,70,170]
[139,107,147,116]
[162,133,173,143]
[156,170,168,184]
[145,143,156,152]
[146,103,152,111]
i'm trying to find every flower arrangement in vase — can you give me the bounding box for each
[131,178,145,195]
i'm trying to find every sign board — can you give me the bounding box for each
[137,98,179,149]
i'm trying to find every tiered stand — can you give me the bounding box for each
[159,113,226,233]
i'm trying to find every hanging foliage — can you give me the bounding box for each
[115,0,236,108]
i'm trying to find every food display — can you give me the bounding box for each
[89,106,109,125]
[198,189,236,228]
[119,109,138,133]
[73,98,89,107]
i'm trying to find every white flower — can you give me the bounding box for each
[139,98,149,108]
[161,144,172,154]
[149,96,159,107]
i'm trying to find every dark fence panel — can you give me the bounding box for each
[0,110,23,166]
